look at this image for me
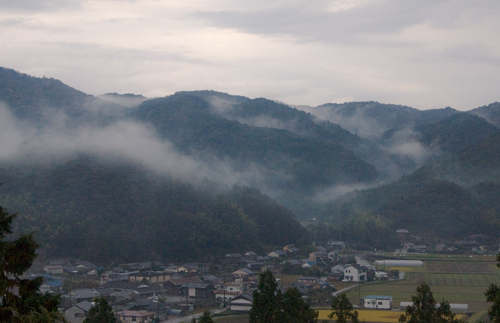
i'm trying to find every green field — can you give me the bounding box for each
[344,255,500,312]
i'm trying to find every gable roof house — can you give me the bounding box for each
[267,250,286,258]
[179,283,215,299]
[175,263,199,274]
[229,293,253,312]
[63,289,100,303]
[64,300,93,323]
[225,253,243,264]
[232,268,254,279]
[344,265,368,282]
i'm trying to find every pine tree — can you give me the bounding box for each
[198,309,214,323]
[250,270,317,323]
[399,282,461,323]
[83,295,116,323]
[328,293,359,323]
[0,205,66,323]
[249,270,281,323]
[484,254,500,323]
[282,287,318,323]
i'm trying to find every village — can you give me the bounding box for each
[31,228,500,323]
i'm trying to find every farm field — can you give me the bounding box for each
[344,255,500,312]
[317,309,465,322]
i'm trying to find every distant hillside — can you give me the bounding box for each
[0,156,310,264]
[324,129,500,240]
[2,66,500,256]
[416,113,498,153]
[310,101,458,139]
[469,102,500,128]
[130,92,378,215]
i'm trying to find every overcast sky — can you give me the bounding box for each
[1,0,499,111]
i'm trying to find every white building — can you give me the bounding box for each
[344,265,367,282]
[364,295,393,309]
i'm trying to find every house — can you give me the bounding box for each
[179,283,215,298]
[330,264,346,280]
[232,268,254,279]
[229,293,253,311]
[344,265,367,282]
[75,260,98,272]
[282,259,302,266]
[225,253,242,264]
[127,299,171,322]
[374,271,388,280]
[247,262,266,271]
[129,271,171,283]
[43,265,64,275]
[309,251,326,262]
[98,281,174,298]
[326,241,345,250]
[63,289,100,303]
[364,295,392,309]
[283,244,300,254]
[309,280,329,290]
[244,251,258,261]
[267,250,286,258]
[175,263,199,274]
[298,277,319,286]
[328,251,338,261]
[64,300,92,323]
[115,310,156,323]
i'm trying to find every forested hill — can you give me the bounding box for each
[1,67,500,258]
[323,129,500,241]
[0,156,310,264]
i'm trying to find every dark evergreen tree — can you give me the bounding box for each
[0,205,66,323]
[399,282,461,323]
[198,310,214,323]
[484,254,500,322]
[249,270,282,323]
[281,287,318,323]
[328,293,359,323]
[250,271,316,323]
[83,295,116,323]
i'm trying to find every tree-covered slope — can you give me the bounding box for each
[0,156,310,264]
[323,129,500,240]
[131,92,377,190]
[416,113,499,153]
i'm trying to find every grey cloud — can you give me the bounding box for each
[0,0,81,12]
[193,0,500,48]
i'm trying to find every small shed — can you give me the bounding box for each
[364,295,393,309]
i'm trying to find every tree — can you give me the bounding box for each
[83,295,116,323]
[281,287,318,323]
[0,205,66,323]
[484,254,500,322]
[249,270,282,323]
[328,293,359,323]
[250,270,316,323]
[198,310,214,323]
[399,282,461,323]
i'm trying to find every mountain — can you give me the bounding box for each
[309,101,459,139]
[416,113,499,154]
[2,66,500,258]
[323,129,500,241]
[469,102,500,128]
[130,92,378,215]
[0,67,138,126]
[0,156,310,263]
